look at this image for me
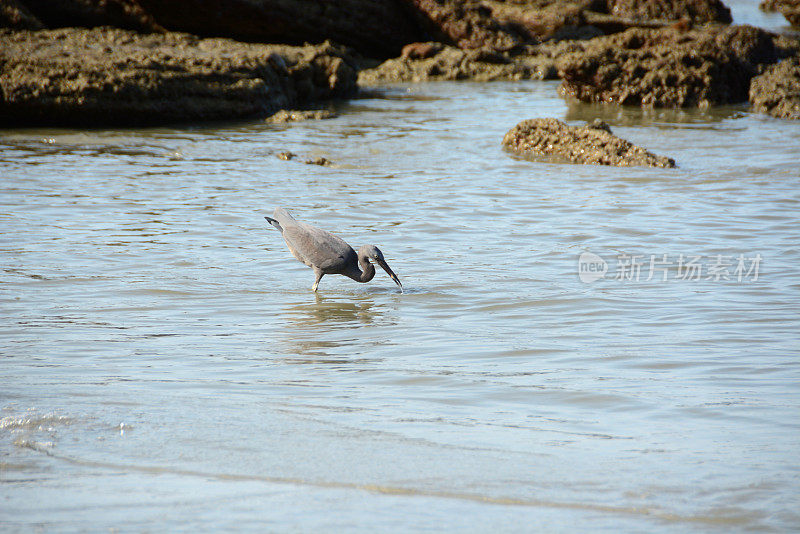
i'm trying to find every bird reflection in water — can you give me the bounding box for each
[291,292,379,326]
[277,293,389,362]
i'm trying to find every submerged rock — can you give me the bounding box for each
[305,156,333,166]
[750,56,800,119]
[0,27,357,126]
[556,24,795,108]
[502,117,676,167]
[266,109,338,123]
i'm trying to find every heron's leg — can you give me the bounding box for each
[311,270,323,292]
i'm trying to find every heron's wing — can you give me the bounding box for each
[281,221,355,272]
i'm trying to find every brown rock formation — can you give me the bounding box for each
[502,118,676,167]
[749,55,800,119]
[403,0,735,54]
[0,27,358,126]
[556,24,795,108]
[3,0,742,60]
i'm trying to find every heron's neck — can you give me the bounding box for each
[355,254,376,283]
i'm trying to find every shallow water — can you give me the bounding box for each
[2,55,800,533]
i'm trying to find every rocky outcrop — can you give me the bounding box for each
[556,24,797,108]
[760,0,800,27]
[502,118,675,167]
[0,27,358,126]
[403,0,734,53]
[749,56,800,119]
[360,0,753,85]
[1,0,424,57]
[3,0,743,61]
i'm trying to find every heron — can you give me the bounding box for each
[264,207,403,292]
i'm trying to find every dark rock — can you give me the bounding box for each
[0,27,358,127]
[750,55,800,119]
[136,0,423,58]
[266,109,337,123]
[277,151,297,160]
[20,0,162,32]
[502,117,675,167]
[556,24,793,108]
[305,156,333,166]
[0,0,44,29]
[759,0,800,27]
[606,0,731,24]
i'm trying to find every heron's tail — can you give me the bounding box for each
[264,216,282,232]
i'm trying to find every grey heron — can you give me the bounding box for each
[264,207,403,292]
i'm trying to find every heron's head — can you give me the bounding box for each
[361,244,384,262]
[359,245,402,290]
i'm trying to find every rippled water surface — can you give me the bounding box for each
[2,76,799,532]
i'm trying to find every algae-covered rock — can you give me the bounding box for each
[502,118,675,167]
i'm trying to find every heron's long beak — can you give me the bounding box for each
[376,258,403,291]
